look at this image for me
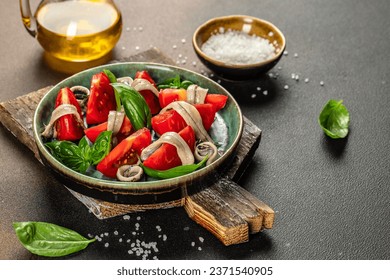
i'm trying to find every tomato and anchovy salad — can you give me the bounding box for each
[41,69,228,182]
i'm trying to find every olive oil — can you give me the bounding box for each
[35,1,122,62]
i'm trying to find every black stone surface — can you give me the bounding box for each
[1,0,389,260]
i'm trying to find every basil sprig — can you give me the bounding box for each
[111,83,152,130]
[318,99,350,139]
[141,156,208,179]
[157,75,193,90]
[13,222,95,257]
[45,131,112,173]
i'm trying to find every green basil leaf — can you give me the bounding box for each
[111,83,151,130]
[318,99,350,139]
[180,80,194,89]
[90,131,112,165]
[45,140,89,173]
[141,156,208,179]
[157,75,194,90]
[78,137,91,160]
[103,69,117,83]
[13,222,95,257]
[103,69,122,111]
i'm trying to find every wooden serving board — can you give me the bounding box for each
[0,48,274,246]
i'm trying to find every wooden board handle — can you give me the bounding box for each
[184,177,274,246]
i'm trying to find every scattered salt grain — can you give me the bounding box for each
[181,38,186,44]
[251,94,257,99]
[263,90,268,96]
[256,87,261,91]
[156,225,161,232]
[320,81,325,86]
[114,230,119,236]
[191,242,195,247]
[294,53,298,58]
[198,247,202,251]
[283,50,288,56]
[121,46,126,50]
[217,80,221,84]
[123,215,130,220]
[304,78,310,83]
[284,85,289,90]
[201,30,276,65]
[136,216,141,221]
[126,27,130,32]
[192,61,197,66]
[135,46,140,51]
[104,242,109,248]
[172,45,177,49]
[183,226,190,231]
[138,26,143,31]
[162,234,167,241]
[199,237,204,243]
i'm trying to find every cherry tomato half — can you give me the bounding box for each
[86,72,116,125]
[135,71,161,115]
[142,126,195,171]
[84,116,133,143]
[54,87,84,141]
[96,127,151,178]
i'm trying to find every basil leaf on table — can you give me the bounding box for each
[318,99,350,139]
[111,83,152,130]
[13,222,95,257]
[45,131,112,173]
[141,156,208,179]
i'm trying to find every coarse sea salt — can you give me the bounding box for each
[201,30,276,65]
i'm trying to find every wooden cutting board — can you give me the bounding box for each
[0,48,274,246]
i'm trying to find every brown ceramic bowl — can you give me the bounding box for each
[193,15,286,80]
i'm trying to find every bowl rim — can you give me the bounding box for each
[33,62,243,195]
[192,14,286,69]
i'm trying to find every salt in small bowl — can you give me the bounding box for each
[193,15,286,80]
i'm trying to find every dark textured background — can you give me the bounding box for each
[1,0,389,259]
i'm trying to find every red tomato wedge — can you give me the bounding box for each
[84,116,133,143]
[86,72,116,125]
[54,87,84,141]
[158,88,187,108]
[135,70,156,86]
[152,104,216,135]
[135,71,161,115]
[193,103,217,131]
[142,126,195,171]
[96,128,151,178]
[204,94,228,111]
[151,109,187,136]
[159,89,228,112]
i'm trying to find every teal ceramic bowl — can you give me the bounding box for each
[33,62,243,204]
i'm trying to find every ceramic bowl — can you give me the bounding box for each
[193,15,286,80]
[33,62,243,204]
